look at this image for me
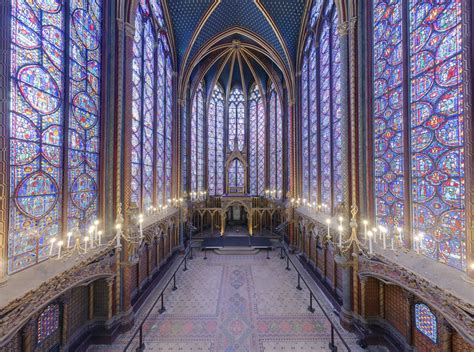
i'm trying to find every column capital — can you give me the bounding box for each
[337,21,349,36]
[124,22,135,38]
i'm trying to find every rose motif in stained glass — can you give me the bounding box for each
[70,174,97,210]
[17,65,61,115]
[72,92,98,129]
[15,172,59,219]
[72,9,100,50]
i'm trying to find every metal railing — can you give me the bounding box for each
[123,248,191,351]
[280,245,352,352]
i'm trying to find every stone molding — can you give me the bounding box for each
[358,257,474,345]
[0,249,116,346]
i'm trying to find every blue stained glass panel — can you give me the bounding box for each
[414,303,438,343]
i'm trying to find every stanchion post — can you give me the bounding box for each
[159,293,166,314]
[136,325,145,351]
[329,325,337,351]
[266,248,270,259]
[204,249,207,260]
[296,274,302,290]
[308,292,315,313]
[286,255,290,270]
[172,274,177,291]
[280,247,284,259]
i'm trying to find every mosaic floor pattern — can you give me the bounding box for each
[88,251,361,352]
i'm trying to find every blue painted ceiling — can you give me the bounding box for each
[166,0,306,70]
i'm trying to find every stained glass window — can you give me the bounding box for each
[131,1,173,211]
[372,0,405,229]
[191,82,205,194]
[228,88,245,151]
[320,19,332,210]
[37,304,60,343]
[268,83,283,198]
[208,84,225,196]
[301,0,345,213]
[372,0,466,269]
[301,41,310,202]
[414,303,438,343]
[228,159,245,193]
[249,84,265,196]
[309,38,318,204]
[8,0,102,273]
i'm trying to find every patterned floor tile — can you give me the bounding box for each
[88,251,362,352]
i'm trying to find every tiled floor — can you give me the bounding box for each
[88,251,362,351]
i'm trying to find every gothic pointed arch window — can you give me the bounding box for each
[300,0,344,213]
[228,159,245,194]
[208,84,225,196]
[371,0,467,270]
[191,82,205,194]
[268,82,283,198]
[131,0,173,211]
[228,87,245,152]
[8,0,103,273]
[249,83,265,196]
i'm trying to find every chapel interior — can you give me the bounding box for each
[0,0,473,351]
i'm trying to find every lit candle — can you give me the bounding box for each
[89,226,95,248]
[67,232,72,249]
[84,236,89,253]
[338,216,343,228]
[98,230,103,246]
[338,225,343,247]
[139,215,144,239]
[397,226,403,245]
[372,227,378,243]
[326,218,331,240]
[94,219,99,242]
[115,223,122,248]
[381,226,387,250]
[368,231,373,254]
[49,237,57,256]
[390,234,394,251]
[57,240,63,259]
[418,232,424,254]
[414,235,420,254]
[363,220,368,240]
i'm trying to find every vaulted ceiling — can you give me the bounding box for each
[166,0,307,73]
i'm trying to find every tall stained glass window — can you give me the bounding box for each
[372,0,466,269]
[131,0,173,211]
[228,159,245,193]
[228,88,245,151]
[208,84,225,196]
[249,84,265,195]
[8,0,102,273]
[268,83,283,197]
[300,0,344,213]
[191,82,205,194]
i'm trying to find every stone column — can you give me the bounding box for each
[360,276,367,318]
[60,292,72,347]
[438,318,453,352]
[404,291,415,346]
[21,320,36,352]
[106,277,115,320]
[120,19,137,314]
[88,283,94,320]
[0,0,11,285]
[335,253,353,330]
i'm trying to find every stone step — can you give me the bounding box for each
[213,248,261,255]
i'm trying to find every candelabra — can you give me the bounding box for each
[47,219,108,261]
